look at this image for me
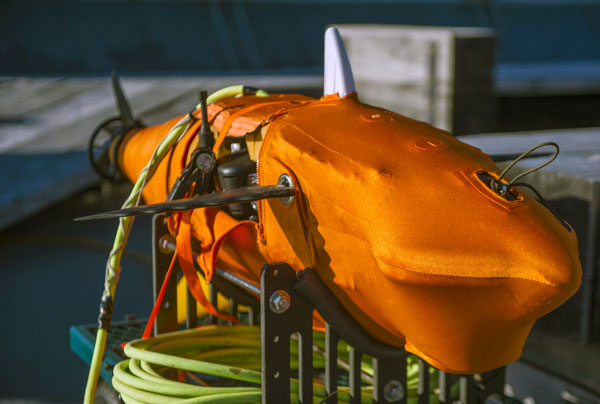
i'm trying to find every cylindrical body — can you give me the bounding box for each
[118,92,581,374]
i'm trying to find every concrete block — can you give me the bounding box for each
[338,24,496,134]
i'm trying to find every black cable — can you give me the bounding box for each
[511,182,571,231]
[488,142,570,231]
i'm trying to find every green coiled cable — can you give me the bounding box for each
[112,325,442,404]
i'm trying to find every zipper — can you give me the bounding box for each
[254,157,266,245]
[255,156,266,245]
[251,100,313,245]
[255,121,277,246]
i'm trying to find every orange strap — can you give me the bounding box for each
[211,101,291,154]
[176,210,239,324]
[207,220,250,280]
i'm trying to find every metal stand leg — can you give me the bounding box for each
[373,357,407,404]
[418,359,430,404]
[325,324,339,404]
[261,263,313,404]
[349,347,362,404]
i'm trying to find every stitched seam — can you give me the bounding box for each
[312,221,367,241]
[374,254,559,287]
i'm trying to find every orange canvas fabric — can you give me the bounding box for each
[119,92,581,374]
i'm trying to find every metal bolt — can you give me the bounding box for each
[383,380,405,402]
[484,393,503,404]
[277,173,295,206]
[158,234,176,254]
[248,173,258,185]
[195,152,216,172]
[269,290,291,313]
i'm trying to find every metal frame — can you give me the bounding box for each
[151,215,506,404]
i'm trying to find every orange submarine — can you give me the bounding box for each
[85,27,581,374]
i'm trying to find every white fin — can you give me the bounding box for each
[324,27,356,97]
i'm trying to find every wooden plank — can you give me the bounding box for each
[0,75,321,230]
[460,128,600,200]
[136,75,322,125]
[459,127,600,157]
[0,151,94,230]
[0,77,169,152]
[338,24,495,134]
[3,75,322,153]
[0,77,105,117]
[495,61,600,97]
[0,77,61,106]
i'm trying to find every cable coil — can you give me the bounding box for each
[112,325,440,404]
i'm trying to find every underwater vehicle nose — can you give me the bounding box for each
[364,163,581,373]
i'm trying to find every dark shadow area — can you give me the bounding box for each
[0,184,153,401]
[495,94,600,133]
[533,197,591,341]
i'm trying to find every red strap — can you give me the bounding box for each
[176,210,239,324]
[142,253,178,339]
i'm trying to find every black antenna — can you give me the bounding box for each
[198,90,213,149]
[111,71,135,130]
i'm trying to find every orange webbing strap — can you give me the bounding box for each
[206,220,249,282]
[211,101,291,154]
[176,210,239,324]
[142,253,178,338]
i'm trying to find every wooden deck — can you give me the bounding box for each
[0,75,322,230]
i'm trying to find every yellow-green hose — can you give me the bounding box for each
[84,85,268,404]
[84,114,194,404]
[112,325,442,404]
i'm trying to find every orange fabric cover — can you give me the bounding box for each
[119,93,581,374]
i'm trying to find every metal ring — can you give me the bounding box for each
[277,173,295,206]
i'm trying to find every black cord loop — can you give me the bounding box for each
[491,142,559,195]
[489,142,570,230]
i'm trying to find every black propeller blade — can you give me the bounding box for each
[74,185,295,221]
[111,71,136,130]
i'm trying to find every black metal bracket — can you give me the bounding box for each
[259,263,506,404]
[151,222,506,404]
[261,263,314,404]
